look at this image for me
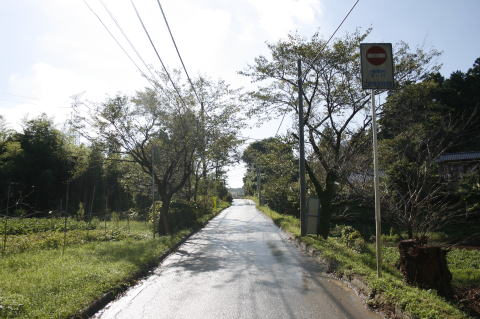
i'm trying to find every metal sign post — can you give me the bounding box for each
[371,90,382,278]
[360,43,394,278]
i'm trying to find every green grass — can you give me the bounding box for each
[0,236,184,318]
[448,249,480,288]
[0,201,230,318]
[251,197,474,319]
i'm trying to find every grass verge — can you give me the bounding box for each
[249,197,474,319]
[0,201,230,318]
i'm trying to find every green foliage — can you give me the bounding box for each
[0,293,26,318]
[111,211,120,226]
[147,201,162,224]
[76,202,85,221]
[339,225,368,253]
[456,171,480,213]
[448,249,480,288]
[243,30,441,238]
[242,138,299,216]
[1,217,95,235]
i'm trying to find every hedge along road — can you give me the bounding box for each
[94,199,381,319]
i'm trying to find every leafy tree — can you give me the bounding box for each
[242,138,299,216]
[72,72,201,234]
[190,77,245,202]
[242,29,440,238]
[16,114,75,211]
[379,80,474,239]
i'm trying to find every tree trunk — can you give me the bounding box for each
[398,239,453,298]
[318,171,337,239]
[158,196,171,235]
[193,172,200,202]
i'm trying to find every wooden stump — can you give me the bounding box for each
[398,239,453,298]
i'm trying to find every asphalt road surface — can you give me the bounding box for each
[94,199,382,319]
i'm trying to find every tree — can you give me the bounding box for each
[73,87,199,234]
[242,29,441,238]
[16,114,75,211]
[380,68,479,239]
[242,138,299,216]
[190,77,245,202]
[380,81,470,239]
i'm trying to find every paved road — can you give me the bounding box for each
[94,199,382,319]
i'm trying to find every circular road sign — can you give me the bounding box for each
[366,46,387,65]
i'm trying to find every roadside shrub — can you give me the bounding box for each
[340,225,367,253]
[169,199,202,231]
[111,211,121,226]
[76,202,85,221]
[2,218,96,235]
[0,293,26,318]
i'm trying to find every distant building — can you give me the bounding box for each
[435,152,480,181]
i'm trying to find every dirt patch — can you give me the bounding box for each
[455,287,480,318]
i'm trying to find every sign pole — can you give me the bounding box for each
[371,89,382,277]
[298,59,307,237]
[361,43,392,278]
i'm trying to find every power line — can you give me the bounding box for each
[129,0,188,108]
[82,0,154,87]
[96,0,174,100]
[304,0,360,76]
[155,0,202,106]
[274,0,360,136]
[274,109,288,136]
[97,0,157,82]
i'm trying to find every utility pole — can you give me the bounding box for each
[298,59,307,237]
[151,146,156,238]
[256,166,262,205]
[371,90,382,277]
[200,101,211,208]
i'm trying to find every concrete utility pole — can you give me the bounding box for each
[298,59,307,237]
[151,146,156,238]
[256,166,262,205]
[371,90,382,277]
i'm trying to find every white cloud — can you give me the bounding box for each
[246,0,322,39]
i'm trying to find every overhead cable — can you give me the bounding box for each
[155,0,202,106]
[98,0,158,82]
[274,0,360,136]
[304,0,360,76]
[82,0,154,87]
[129,0,188,108]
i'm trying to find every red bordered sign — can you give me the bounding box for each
[360,43,394,89]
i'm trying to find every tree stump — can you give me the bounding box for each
[398,239,453,298]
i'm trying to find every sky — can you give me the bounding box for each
[1,0,479,188]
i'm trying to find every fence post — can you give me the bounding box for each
[104,211,107,236]
[62,215,67,256]
[2,217,7,255]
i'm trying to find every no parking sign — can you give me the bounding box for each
[360,43,394,89]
